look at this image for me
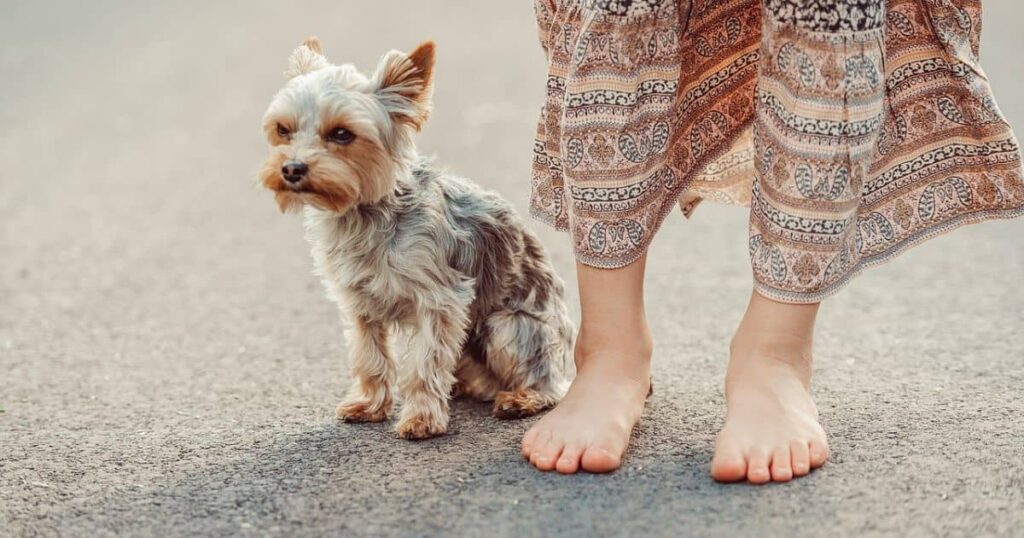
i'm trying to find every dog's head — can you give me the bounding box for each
[259,37,435,214]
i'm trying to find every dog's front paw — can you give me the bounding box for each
[336,400,389,423]
[395,413,448,440]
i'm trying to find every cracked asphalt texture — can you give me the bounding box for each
[2,1,1023,536]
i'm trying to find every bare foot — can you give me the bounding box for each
[521,331,652,474]
[711,331,829,484]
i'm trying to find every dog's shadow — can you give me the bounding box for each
[49,397,733,535]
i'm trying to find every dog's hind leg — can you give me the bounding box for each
[483,309,573,420]
[452,355,502,401]
[336,317,395,423]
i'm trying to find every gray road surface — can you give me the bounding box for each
[2,1,1023,536]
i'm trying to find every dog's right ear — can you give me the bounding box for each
[285,36,330,79]
[372,41,436,130]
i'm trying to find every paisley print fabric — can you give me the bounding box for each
[531,0,1024,303]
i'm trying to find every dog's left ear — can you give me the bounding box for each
[373,41,435,130]
[285,36,330,79]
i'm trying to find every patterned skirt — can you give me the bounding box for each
[531,0,1024,303]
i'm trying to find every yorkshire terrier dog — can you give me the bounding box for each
[259,38,573,439]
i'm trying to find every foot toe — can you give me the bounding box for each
[711,446,748,483]
[580,444,622,473]
[555,443,585,474]
[746,449,771,484]
[531,437,564,472]
[770,446,793,482]
[790,440,811,476]
[809,438,830,469]
[522,426,547,460]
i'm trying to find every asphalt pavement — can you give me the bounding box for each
[2,2,1023,536]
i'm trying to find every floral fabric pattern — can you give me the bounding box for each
[531,0,1024,303]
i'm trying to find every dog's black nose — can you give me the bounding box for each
[282,162,309,183]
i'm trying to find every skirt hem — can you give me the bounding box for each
[753,204,1024,304]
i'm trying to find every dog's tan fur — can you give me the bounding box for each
[259,38,574,439]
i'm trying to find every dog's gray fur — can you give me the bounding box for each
[261,39,573,439]
[304,160,573,438]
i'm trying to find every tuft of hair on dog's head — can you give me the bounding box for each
[259,37,436,215]
[283,36,329,79]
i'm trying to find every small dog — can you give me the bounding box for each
[259,37,573,439]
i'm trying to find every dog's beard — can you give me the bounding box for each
[259,154,363,214]
[272,182,358,214]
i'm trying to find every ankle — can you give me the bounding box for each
[574,323,653,364]
[729,328,812,362]
[728,326,813,388]
[571,324,653,392]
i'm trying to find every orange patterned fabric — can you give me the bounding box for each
[531,0,1024,303]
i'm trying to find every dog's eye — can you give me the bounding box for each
[276,123,291,138]
[328,128,356,145]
